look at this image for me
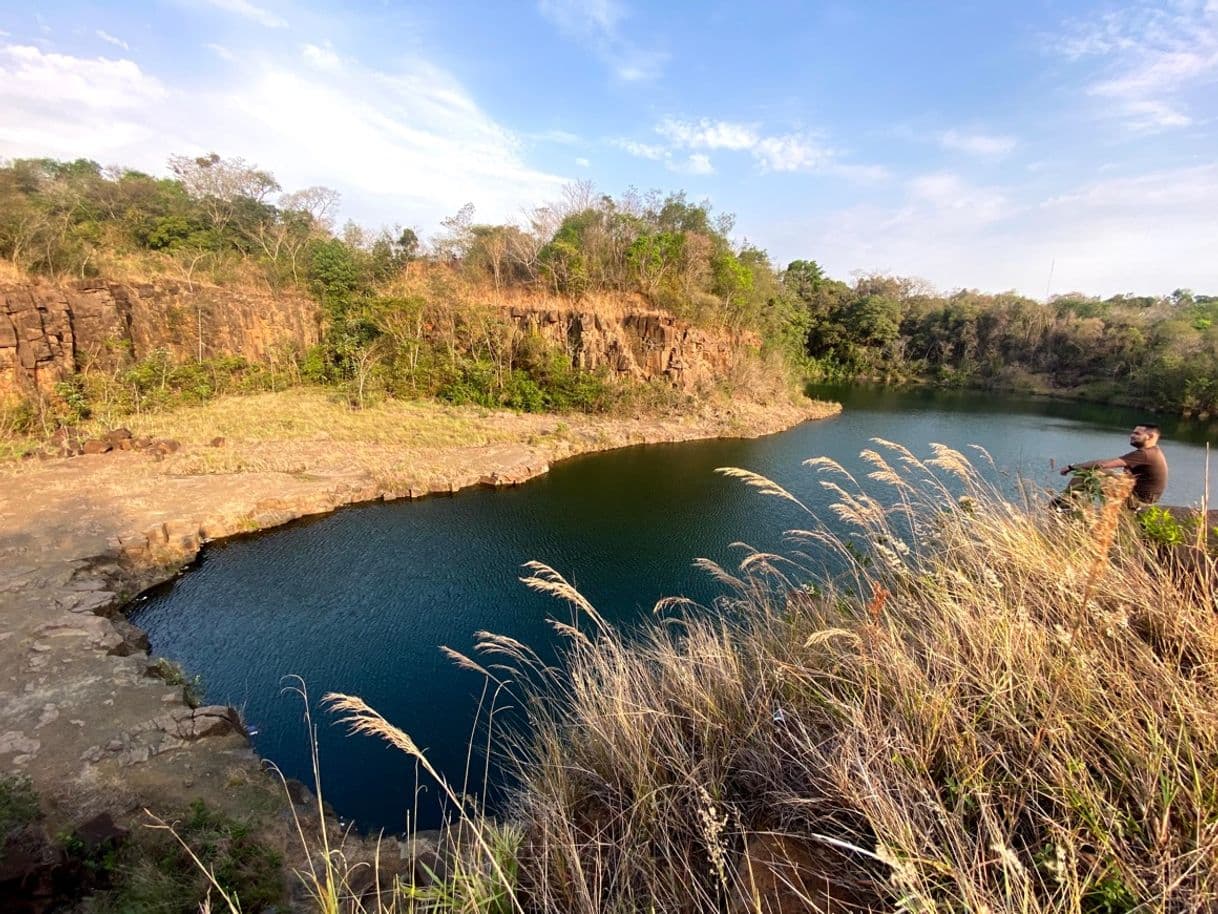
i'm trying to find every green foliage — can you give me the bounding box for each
[1137,507,1187,547]
[94,800,283,914]
[0,774,40,840]
[53,376,91,422]
[148,657,205,707]
[793,274,1218,414]
[307,237,364,314]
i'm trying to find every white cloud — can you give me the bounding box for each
[753,134,831,172]
[0,42,567,233]
[301,42,341,71]
[940,129,1015,156]
[656,117,757,150]
[908,171,1010,223]
[201,0,287,29]
[534,128,580,144]
[613,137,667,160]
[667,153,714,175]
[767,164,1218,297]
[575,156,590,167]
[538,0,666,81]
[96,30,129,51]
[205,43,235,61]
[1051,3,1218,131]
[648,117,848,176]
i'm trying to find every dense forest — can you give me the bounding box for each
[2,154,1216,419]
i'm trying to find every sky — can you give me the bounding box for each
[1,0,1216,298]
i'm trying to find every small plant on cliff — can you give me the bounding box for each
[149,657,205,708]
[1136,505,1188,547]
[0,774,40,841]
[96,800,284,914]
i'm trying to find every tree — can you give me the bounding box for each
[167,152,280,238]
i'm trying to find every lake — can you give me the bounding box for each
[129,386,1217,831]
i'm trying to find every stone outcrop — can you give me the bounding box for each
[1,280,321,394]
[510,307,755,392]
[1,278,756,396]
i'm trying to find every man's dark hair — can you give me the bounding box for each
[1137,423,1161,434]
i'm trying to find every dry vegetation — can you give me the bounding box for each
[488,446,1216,914]
[164,443,1217,913]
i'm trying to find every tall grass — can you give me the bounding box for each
[492,442,1218,913]
[165,442,1217,912]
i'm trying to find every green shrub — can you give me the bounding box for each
[1136,506,1187,547]
[0,774,40,840]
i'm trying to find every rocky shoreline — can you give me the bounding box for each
[0,396,840,843]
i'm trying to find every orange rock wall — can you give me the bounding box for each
[1,281,755,395]
[0,280,322,393]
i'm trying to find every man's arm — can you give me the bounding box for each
[1060,457,1127,475]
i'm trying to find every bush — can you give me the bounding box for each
[0,774,40,839]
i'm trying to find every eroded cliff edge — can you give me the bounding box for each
[2,280,758,397]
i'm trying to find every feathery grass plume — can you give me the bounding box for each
[518,561,612,637]
[503,444,1218,913]
[716,466,811,513]
[803,454,862,486]
[653,595,703,615]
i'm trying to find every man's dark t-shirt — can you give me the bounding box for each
[1120,445,1168,504]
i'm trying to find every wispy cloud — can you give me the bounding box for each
[301,41,341,71]
[630,116,863,177]
[538,0,666,82]
[96,30,129,51]
[770,163,1218,296]
[575,156,590,167]
[908,172,1010,223]
[940,129,1015,156]
[667,153,714,175]
[1050,3,1218,131]
[656,117,757,150]
[0,41,567,231]
[613,137,667,160]
[205,42,236,61]
[201,0,288,30]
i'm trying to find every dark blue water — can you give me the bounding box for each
[129,387,1218,831]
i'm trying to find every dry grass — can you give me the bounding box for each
[84,388,523,450]
[490,443,1218,913]
[378,263,664,322]
[0,257,29,283]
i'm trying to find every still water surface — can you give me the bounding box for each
[130,387,1218,831]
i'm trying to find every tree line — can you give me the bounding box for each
[789,265,1218,416]
[1,153,1215,418]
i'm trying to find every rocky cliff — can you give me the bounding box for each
[0,280,322,394]
[1,280,755,396]
[510,306,755,392]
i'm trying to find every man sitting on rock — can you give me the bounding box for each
[1055,424,1168,510]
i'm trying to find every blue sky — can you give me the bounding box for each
[1,0,1216,296]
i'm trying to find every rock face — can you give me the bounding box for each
[510,307,756,392]
[0,280,321,394]
[2,279,756,396]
